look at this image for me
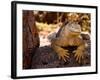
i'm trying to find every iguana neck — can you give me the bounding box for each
[67,34,80,38]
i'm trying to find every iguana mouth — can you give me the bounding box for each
[70,29,81,33]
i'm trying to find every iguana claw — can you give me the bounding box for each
[74,49,85,64]
[58,50,69,62]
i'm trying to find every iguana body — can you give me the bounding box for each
[51,22,86,63]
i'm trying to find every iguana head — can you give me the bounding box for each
[65,22,81,37]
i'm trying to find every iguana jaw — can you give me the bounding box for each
[68,31,80,37]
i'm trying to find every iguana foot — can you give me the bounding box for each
[58,49,69,62]
[74,49,86,64]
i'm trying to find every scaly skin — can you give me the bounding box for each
[51,22,86,63]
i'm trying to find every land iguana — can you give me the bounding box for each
[51,22,86,64]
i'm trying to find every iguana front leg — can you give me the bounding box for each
[74,43,86,64]
[51,38,69,62]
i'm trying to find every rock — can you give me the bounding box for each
[81,33,90,40]
[23,10,40,69]
[81,33,91,55]
[31,45,90,69]
[31,46,59,69]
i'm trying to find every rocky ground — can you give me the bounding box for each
[31,34,91,69]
